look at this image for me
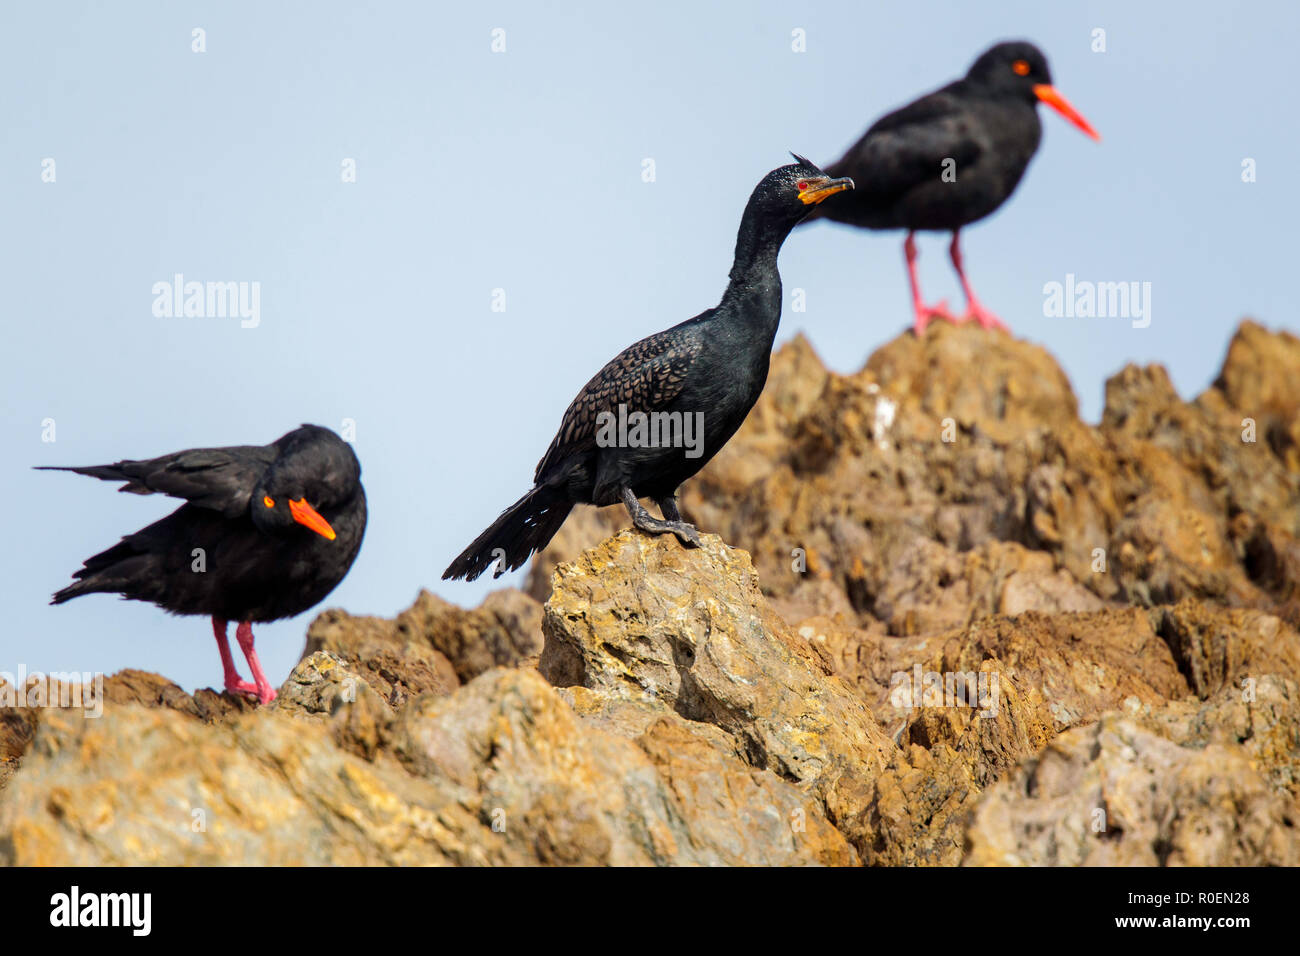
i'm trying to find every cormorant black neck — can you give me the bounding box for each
[720,205,795,324]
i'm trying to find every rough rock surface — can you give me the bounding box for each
[964,713,1299,866]
[302,586,543,696]
[1,661,853,866]
[4,319,1299,865]
[540,530,892,856]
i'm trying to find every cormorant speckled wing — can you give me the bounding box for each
[534,314,707,482]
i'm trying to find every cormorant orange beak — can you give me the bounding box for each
[289,498,336,540]
[798,175,855,205]
[1033,84,1101,141]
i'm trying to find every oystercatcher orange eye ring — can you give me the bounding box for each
[1012,60,1030,76]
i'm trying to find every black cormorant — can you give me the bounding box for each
[443,157,852,581]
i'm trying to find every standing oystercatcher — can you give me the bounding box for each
[43,424,366,704]
[814,41,1100,333]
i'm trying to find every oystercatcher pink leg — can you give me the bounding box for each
[950,231,1009,332]
[905,232,959,335]
[234,621,278,705]
[212,617,259,697]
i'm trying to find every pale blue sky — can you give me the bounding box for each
[3,1,1295,693]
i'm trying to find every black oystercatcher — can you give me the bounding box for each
[443,156,853,581]
[814,41,1100,334]
[42,424,366,704]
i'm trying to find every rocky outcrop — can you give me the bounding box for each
[540,530,892,856]
[302,587,543,696]
[387,667,855,865]
[536,323,1300,626]
[4,318,1299,865]
[0,684,36,792]
[964,710,1300,866]
[2,538,862,866]
[0,703,500,866]
[2,643,855,866]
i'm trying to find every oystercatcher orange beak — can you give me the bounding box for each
[1033,84,1100,141]
[289,498,336,540]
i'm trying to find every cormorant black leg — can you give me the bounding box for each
[622,486,702,548]
[657,494,683,523]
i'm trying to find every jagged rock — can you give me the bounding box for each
[1151,601,1300,699]
[103,669,254,720]
[391,588,543,682]
[555,685,742,759]
[303,605,460,706]
[685,326,1116,627]
[634,717,855,865]
[862,320,1080,440]
[525,506,625,603]
[1210,320,1300,474]
[0,682,36,793]
[390,668,855,865]
[801,608,1185,766]
[963,715,1300,866]
[1,651,853,866]
[304,589,542,691]
[863,744,976,866]
[1129,674,1300,799]
[274,651,396,760]
[1102,363,1289,607]
[0,672,854,866]
[0,703,511,866]
[539,530,893,854]
[0,670,249,792]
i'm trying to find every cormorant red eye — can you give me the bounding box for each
[1012,60,1030,76]
[796,180,809,191]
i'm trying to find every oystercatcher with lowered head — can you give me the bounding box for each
[42,424,366,704]
[812,41,1100,334]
